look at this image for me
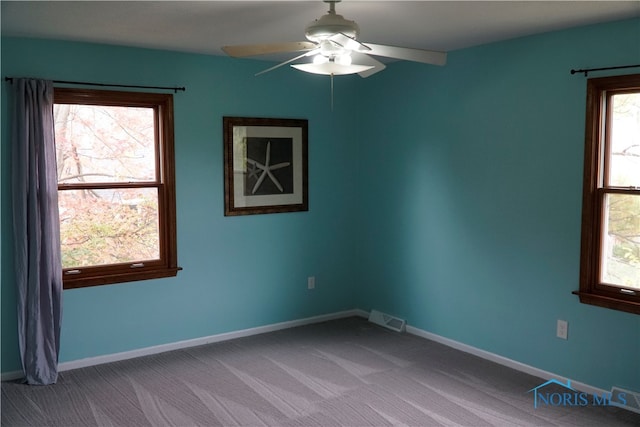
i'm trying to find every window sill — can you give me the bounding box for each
[64,267,182,290]
[573,290,640,315]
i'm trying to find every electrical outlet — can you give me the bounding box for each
[556,319,568,340]
[307,276,315,290]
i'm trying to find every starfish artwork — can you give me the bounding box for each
[245,139,293,195]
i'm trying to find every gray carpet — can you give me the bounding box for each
[2,317,639,426]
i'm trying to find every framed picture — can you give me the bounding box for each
[223,117,308,216]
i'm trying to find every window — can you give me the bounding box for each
[577,74,640,314]
[54,88,180,289]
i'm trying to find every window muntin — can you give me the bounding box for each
[577,74,640,314]
[54,88,179,288]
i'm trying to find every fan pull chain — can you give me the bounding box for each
[330,73,334,111]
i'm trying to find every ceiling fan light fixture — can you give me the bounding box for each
[335,54,352,66]
[313,54,329,65]
[291,62,374,76]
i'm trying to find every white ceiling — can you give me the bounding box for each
[2,1,639,61]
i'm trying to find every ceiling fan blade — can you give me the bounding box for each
[364,43,447,66]
[329,33,371,53]
[351,52,386,78]
[222,42,317,58]
[255,48,321,76]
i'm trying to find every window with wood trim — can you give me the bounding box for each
[54,88,180,289]
[576,74,640,314]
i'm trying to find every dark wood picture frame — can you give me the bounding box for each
[223,117,308,216]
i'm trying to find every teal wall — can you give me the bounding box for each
[354,18,640,392]
[2,18,639,392]
[1,38,359,370]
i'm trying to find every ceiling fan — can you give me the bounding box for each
[222,0,447,78]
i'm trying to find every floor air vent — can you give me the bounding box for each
[611,387,640,414]
[368,310,406,332]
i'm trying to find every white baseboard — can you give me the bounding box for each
[1,309,367,382]
[404,324,608,397]
[1,371,22,382]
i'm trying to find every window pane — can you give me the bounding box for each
[608,93,640,187]
[54,104,156,183]
[59,188,160,268]
[600,193,640,289]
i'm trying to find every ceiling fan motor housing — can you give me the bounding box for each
[305,12,359,42]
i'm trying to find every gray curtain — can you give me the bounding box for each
[11,78,63,385]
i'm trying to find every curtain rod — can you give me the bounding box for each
[4,77,186,93]
[570,64,640,77]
